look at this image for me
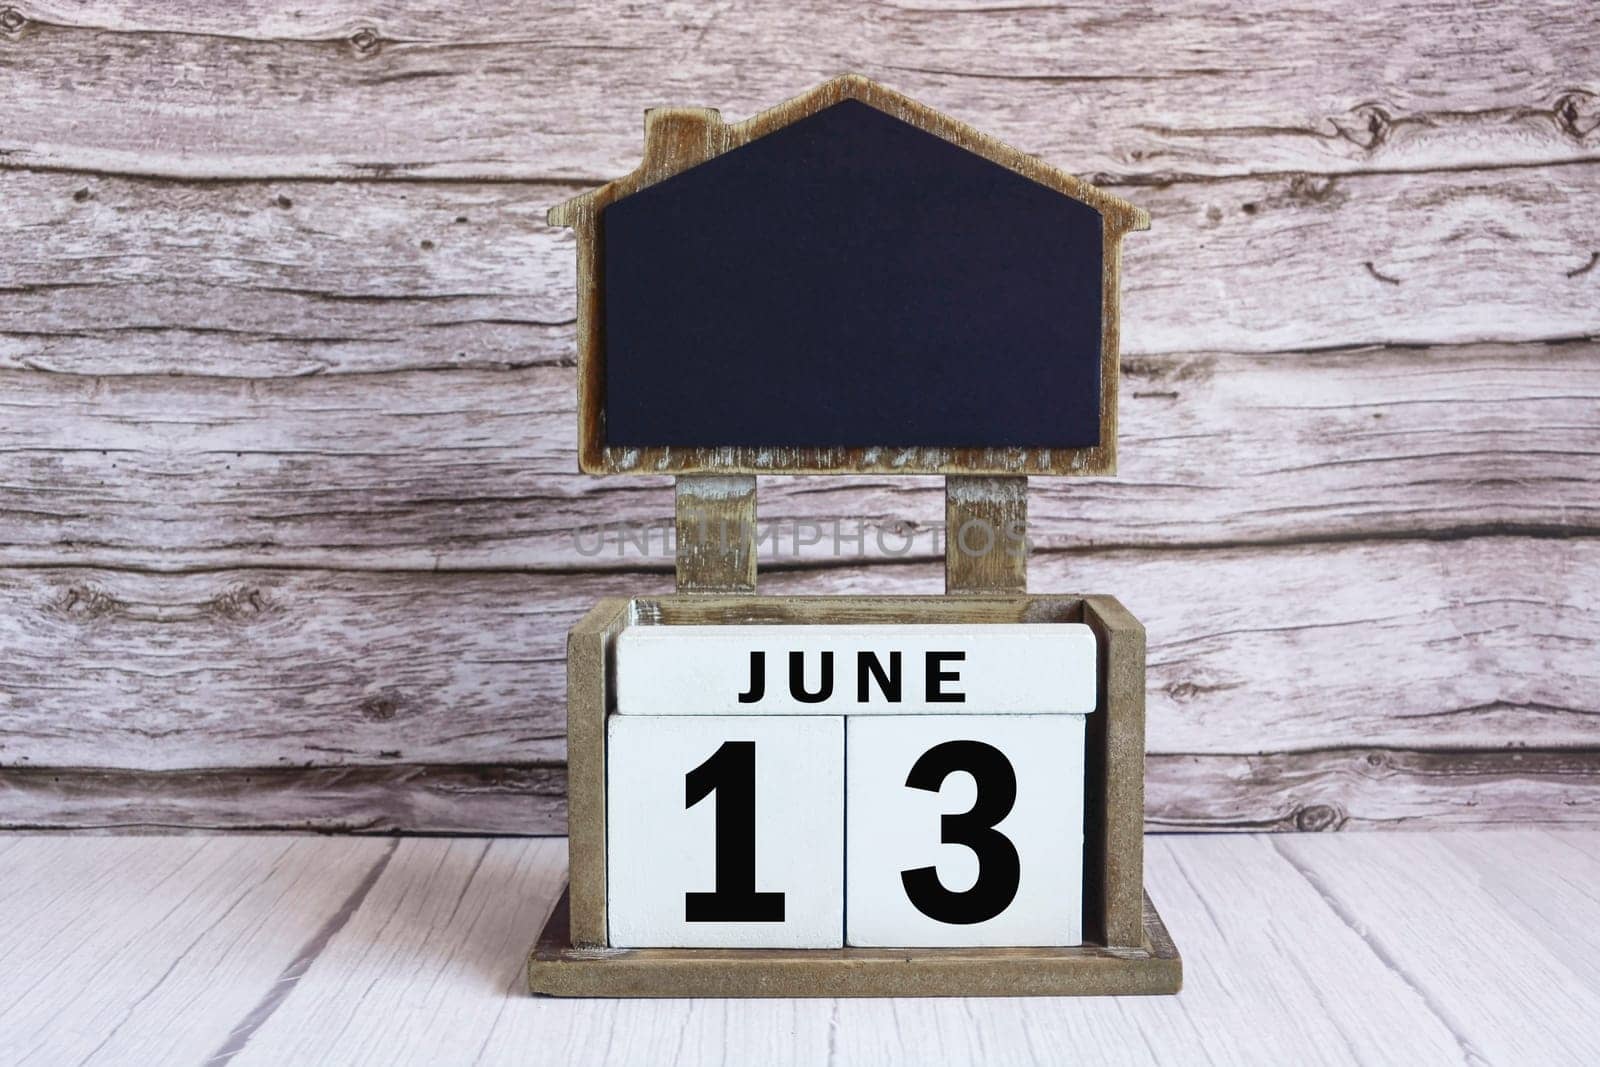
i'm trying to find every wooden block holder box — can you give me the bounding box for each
[528,76,1181,997]
[529,588,1181,997]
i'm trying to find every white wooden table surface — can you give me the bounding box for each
[1,832,1595,1066]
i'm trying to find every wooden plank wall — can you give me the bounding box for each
[1,0,1596,832]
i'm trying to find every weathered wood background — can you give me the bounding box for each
[1,0,1596,832]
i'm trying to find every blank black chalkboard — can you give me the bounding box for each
[601,99,1104,450]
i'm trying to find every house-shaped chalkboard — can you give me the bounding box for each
[550,74,1149,476]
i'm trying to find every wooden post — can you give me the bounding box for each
[1082,595,1148,948]
[675,475,758,593]
[565,598,633,947]
[945,475,1028,594]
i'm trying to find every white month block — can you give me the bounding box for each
[606,714,845,948]
[845,714,1086,947]
[614,624,1096,716]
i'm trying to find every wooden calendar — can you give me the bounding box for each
[528,75,1181,997]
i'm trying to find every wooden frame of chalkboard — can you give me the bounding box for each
[548,74,1149,476]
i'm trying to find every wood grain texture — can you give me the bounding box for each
[0,1,1595,830]
[0,764,567,833]
[2,343,1595,570]
[675,476,757,593]
[565,599,629,946]
[530,890,1180,997]
[1443,831,1600,989]
[5,165,1597,380]
[14,831,1566,1063]
[1133,836,1473,1064]
[1083,595,1146,946]
[4,1,1596,182]
[225,837,572,1066]
[945,476,1028,593]
[0,529,1592,829]
[1148,748,1600,831]
[6,749,1595,835]
[0,836,392,1065]
[0,537,1592,795]
[1277,833,1600,1063]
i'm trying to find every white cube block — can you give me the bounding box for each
[614,624,1096,716]
[607,715,844,948]
[845,714,1086,947]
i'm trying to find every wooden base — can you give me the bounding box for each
[528,887,1181,998]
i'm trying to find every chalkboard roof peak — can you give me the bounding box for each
[548,73,1149,233]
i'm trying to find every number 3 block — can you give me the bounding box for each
[606,715,845,948]
[845,715,1086,947]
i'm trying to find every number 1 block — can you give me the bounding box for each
[606,715,845,948]
[845,715,1086,947]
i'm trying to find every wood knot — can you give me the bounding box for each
[0,7,26,33]
[349,27,381,54]
[56,585,123,620]
[1553,90,1599,140]
[72,187,92,203]
[275,194,293,209]
[1284,174,1343,207]
[1294,804,1344,832]
[1120,354,1214,385]
[203,586,268,620]
[1334,103,1392,151]
[360,690,404,722]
